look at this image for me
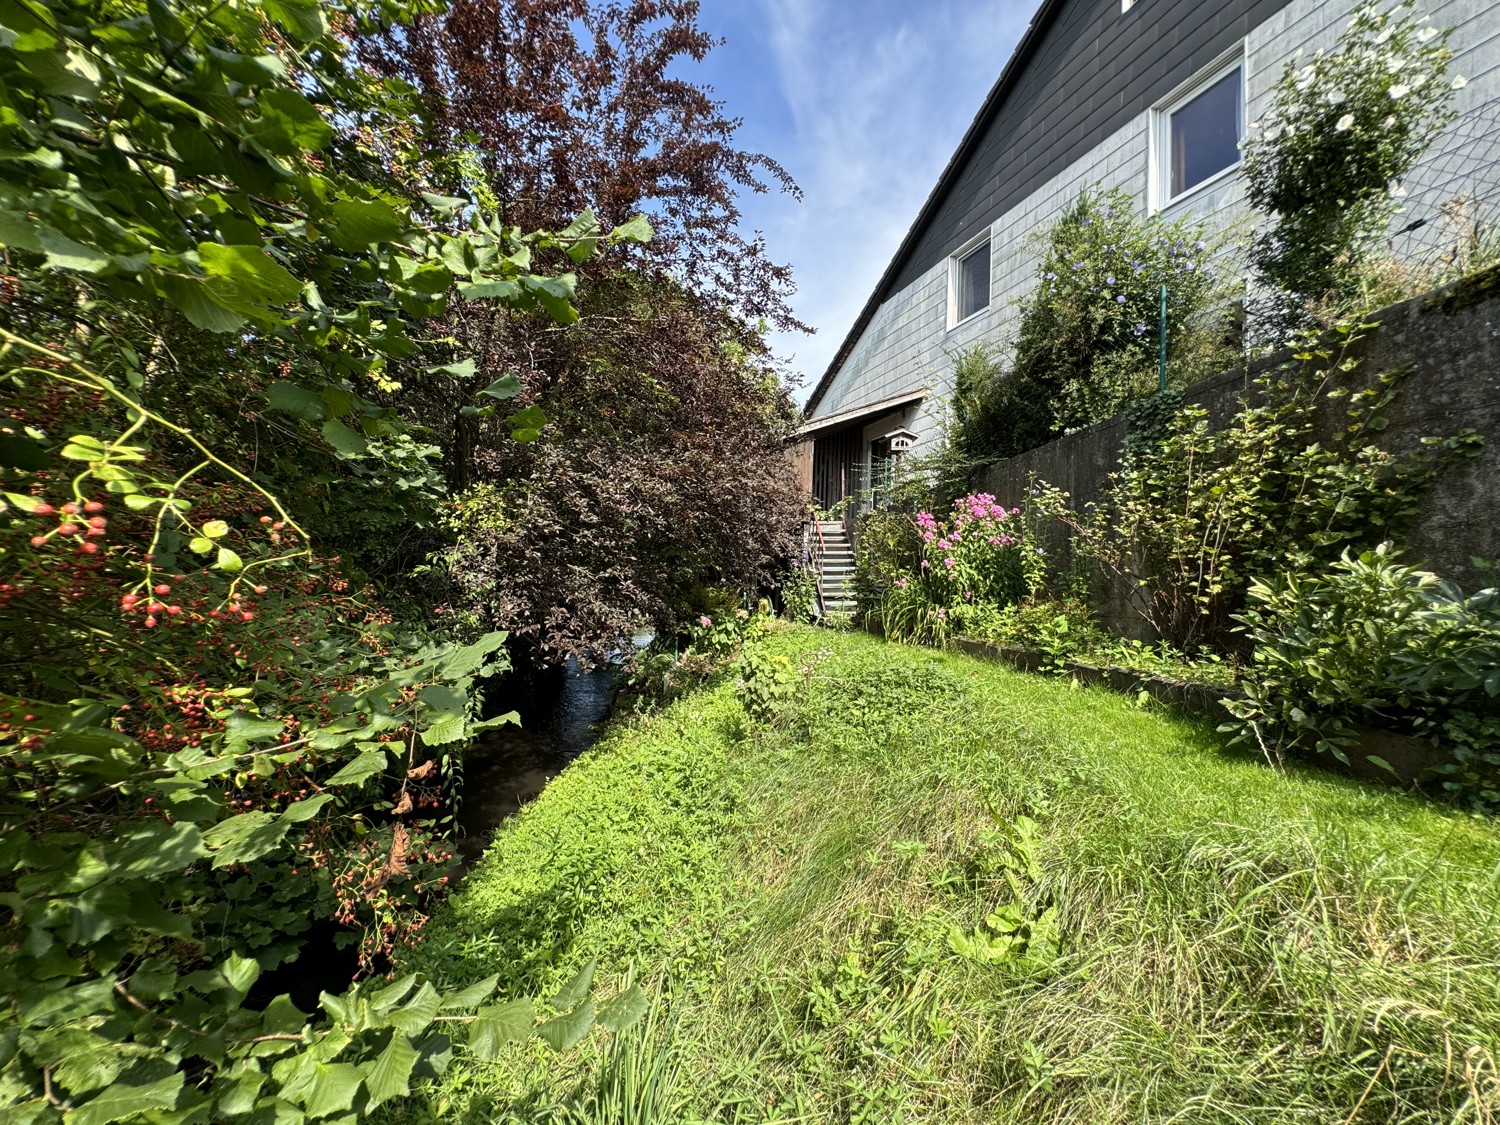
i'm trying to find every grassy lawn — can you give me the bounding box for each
[403,625,1500,1123]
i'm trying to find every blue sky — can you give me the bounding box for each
[683,0,1038,402]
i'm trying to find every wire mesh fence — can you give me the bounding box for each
[1240,91,1500,340]
[1384,92,1500,280]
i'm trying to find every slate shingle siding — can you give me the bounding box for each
[890,0,1291,294]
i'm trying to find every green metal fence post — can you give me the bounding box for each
[1158,283,1168,394]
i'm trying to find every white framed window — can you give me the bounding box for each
[1150,49,1245,211]
[948,233,991,328]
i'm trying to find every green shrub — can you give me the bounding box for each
[1226,544,1500,807]
[1244,1,1460,328]
[951,186,1240,460]
[852,508,925,618]
[1036,322,1481,651]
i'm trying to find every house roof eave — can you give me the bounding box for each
[795,389,927,438]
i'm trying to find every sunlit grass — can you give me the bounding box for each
[408,625,1500,1123]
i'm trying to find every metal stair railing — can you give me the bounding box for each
[807,518,828,617]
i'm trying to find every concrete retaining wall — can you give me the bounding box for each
[975,269,1500,601]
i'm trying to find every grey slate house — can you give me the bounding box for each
[795,0,1500,511]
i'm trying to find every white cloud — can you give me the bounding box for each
[741,0,1034,402]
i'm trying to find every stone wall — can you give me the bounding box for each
[975,269,1500,610]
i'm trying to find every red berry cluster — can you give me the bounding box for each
[22,497,109,556]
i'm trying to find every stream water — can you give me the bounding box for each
[252,654,628,1008]
[452,656,622,869]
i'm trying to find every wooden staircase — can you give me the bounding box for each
[813,520,856,615]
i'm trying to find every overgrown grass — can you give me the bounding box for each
[404,626,1500,1123]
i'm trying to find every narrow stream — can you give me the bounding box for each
[452,656,622,870]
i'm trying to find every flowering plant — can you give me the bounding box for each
[882,494,1028,643]
[1244,1,1459,326]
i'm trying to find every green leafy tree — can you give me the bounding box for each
[952,186,1238,462]
[0,1,651,1119]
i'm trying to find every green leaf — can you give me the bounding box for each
[37,226,112,273]
[363,1032,418,1110]
[610,214,654,244]
[507,404,547,442]
[262,1,330,44]
[370,975,418,1012]
[280,793,333,823]
[427,358,477,380]
[202,520,229,539]
[204,812,288,867]
[320,386,357,419]
[386,982,441,1035]
[64,1071,183,1125]
[321,419,368,457]
[439,975,498,1012]
[60,433,106,461]
[595,984,649,1033]
[560,209,602,263]
[224,711,285,754]
[189,537,214,554]
[113,821,207,879]
[222,953,262,997]
[549,959,596,1013]
[267,382,328,422]
[422,193,469,218]
[329,199,405,251]
[537,999,595,1052]
[325,749,386,788]
[215,547,243,572]
[301,1062,362,1119]
[526,274,578,324]
[198,243,302,308]
[468,999,534,1060]
[418,712,467,747]
[458,278,521,303]
[160,275,246,334]
[479,375,522,401]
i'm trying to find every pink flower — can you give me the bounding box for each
[943,556,956,569]
[698,616,712,628]
[920,559,930,570]
[895,577,908,589]
[922,531,936,542]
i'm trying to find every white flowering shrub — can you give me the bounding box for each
[1244,1,1460,327]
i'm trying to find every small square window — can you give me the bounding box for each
[1154,57,1243,207]
[952,238,990,325]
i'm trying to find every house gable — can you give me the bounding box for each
[806,0,1293,416]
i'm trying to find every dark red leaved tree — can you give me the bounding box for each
[360,2,810,662]
[360,0,806,334]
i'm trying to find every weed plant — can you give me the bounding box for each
[403,626,1500,1123]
